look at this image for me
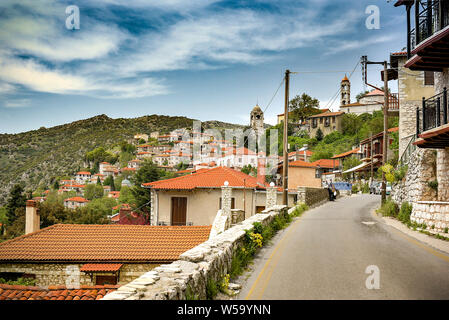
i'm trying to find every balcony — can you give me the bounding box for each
[399,0,449,71]
[414,88,449,148]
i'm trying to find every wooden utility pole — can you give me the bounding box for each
[381,61,389,204]
[370,131,374,184]
[283,69,290,205]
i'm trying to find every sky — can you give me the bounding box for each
[0,0,407,134]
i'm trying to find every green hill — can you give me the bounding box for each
[0,114,244,205]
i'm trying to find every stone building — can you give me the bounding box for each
[341,75,351,106]
[389,51,435,160]
[392,0,449,232]
[0,202,211,288]
[250,104,264,135]
[307,111,345,138]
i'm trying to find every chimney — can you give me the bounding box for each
[257,157,266,186]
[25,200,40,234]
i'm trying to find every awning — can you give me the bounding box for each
[80,264,123,272]
[343,160,380,174]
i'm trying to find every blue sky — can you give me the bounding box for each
[0,0,406,134]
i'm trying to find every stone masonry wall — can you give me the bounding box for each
[102,206,289,300]
[297,187,329,207]
[0,263,157,287]
[437,148,449,201]
[411,202,449,233]
[392,148,438,206]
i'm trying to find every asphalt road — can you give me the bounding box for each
[238,194,449,300]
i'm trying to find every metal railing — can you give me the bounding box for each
[409,0,449,52]
[388,93,400,111]
[399,134,417,165]
[416,87,449,134]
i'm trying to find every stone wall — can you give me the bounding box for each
[102,206,289,300]
[297,187,329,207]
[392,148,438,206]
[437,148,449,201]
[411,201,449,233]
[0,263,157,287]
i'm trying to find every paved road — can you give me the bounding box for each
[238,195,449,300]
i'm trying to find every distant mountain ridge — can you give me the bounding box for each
[0,114,245,205]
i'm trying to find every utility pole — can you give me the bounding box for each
[370,131,374,184]
[283,69,290,206]
[361,56,390,204]
[381,61,389,204]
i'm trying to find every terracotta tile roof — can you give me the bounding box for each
[366,88,384,96]
[0,224,212,263]
[0,284,119,300]
[288,160,318,168]
[288,150,313,157]
[76,171,91,175]
[80,263,123,272]
[308,111,345,118]
[143,166,267,190]
[64,197,89,203]
[311,159,339,168]
[331,148,360,159]
[224,147,257,157]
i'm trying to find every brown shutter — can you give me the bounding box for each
[424,71,434,85]
[171,197,187,226]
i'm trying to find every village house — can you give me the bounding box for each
[157,134,178,144]
[143,166,296,226]
[134,133,149,142]
[75,171,91,184]
[90,173,105,184]
[0,201,211,290]
[64,197,89,209]
[217,147,258,169]
[307,111,345,137]
[288,149,314,162]
[127,159,142,169]
[311,159,340,177]
[388,51,435,160]
[392,0,449,231]
[136,151,152,160]
[108,191,120,199]
[278,160,322,189]
[331,148,362,172]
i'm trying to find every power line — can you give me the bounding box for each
[324,60,360,111]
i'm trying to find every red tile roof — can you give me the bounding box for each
[0,284,119,300]
[365,88,384,96]
[288,150,313,157]
[308,111,345,118]
[311,159,339,168]
[64,197,89,203]
[143,166,267,190]
[331,148,360,159]
[76,171,91,175]
[288,160,318,168]
[224,147,257,157]
[80,263,123,272]
[0,224,212,263]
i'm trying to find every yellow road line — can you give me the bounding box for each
[245,216,303,300]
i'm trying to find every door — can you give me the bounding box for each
[171,197,187,226]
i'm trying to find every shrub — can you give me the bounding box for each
[398,202,413,224]
[362,183,370,194]
[206,279,219,300]
[352,185,359,193]
[378,198,399,217]
[428,180,438,192]
[394,165,408,182]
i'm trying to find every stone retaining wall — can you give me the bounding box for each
[297,187,329,207]
[102,205,289,300]
[411,201,449,233]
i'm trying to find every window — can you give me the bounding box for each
[219,197,235,209]
[424,71,434,85]
[95,275,118,285]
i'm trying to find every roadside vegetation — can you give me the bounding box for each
[207,202,309,300]
[377,198,449,241]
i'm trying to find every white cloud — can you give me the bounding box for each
[3,99,31,108]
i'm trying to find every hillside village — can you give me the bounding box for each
[1,0,449,302]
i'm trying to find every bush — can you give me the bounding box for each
[362,183,370,194]
[398,202,413,224]
[206,279,219,300]
[378,198,399,217]
[428,180,438,191]
[352,185,359,193]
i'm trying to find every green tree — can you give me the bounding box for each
[131,160,161,211]
[97,176,102,185]
[103,175,116,191]
[118,186,136,206]
[315,128,324,141]
[84,184,104,200]
[288,93,321,123]
[6,184,26,224]
[241,165,257,177]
